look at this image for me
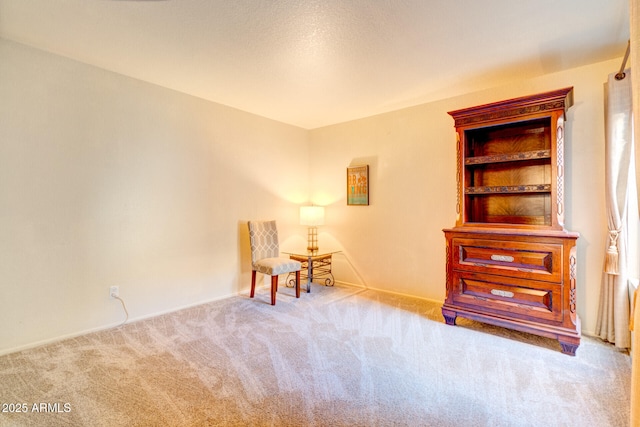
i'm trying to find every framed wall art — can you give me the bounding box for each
[347,165,369,205]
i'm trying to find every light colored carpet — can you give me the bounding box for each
[0,283,631,426]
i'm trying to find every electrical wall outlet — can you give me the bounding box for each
[110,286,119,298]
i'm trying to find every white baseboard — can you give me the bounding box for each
[0,291,244,357]
[4,281,591,355]
[335,280,443,305]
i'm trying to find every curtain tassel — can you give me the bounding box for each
[605,230,620,275]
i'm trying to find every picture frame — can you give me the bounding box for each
[347,165,369,205]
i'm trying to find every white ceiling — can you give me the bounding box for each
[0,0,630,129]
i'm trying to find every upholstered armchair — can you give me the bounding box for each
[248,220,301,305]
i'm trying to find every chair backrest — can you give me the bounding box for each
[248,220,280,266]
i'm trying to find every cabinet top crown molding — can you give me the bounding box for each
[448,87,574,128]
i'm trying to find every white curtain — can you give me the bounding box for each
[595,70,635,349]
[631,1,640,425]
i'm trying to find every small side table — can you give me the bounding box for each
[282,250,341,293]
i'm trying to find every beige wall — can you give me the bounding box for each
[0,39,310,354]
[309,58,620,336]
[0,36,619,354]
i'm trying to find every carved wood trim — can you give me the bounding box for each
[445,239,451,300]
[465,149,551,165]
[453,101,566,127]
[448,87,573,128]
[456,132,461,222]
[556,116,565,226]
[569,245,577,325]
[465,184,551,194]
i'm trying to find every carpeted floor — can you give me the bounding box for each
[0,283,631,426]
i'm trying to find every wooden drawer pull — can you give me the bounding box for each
[491,254,514,262]
[491,289,514,298]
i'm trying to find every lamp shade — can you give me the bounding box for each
[300,206,325,226]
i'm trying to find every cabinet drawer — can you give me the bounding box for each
[451,271,562,323]
[452,237,562,283]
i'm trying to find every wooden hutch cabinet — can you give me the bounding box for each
[442,88,580,355]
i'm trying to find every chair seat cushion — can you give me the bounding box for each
[254,257,302,276]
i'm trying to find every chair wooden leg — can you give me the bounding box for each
[295,270,300,298]
[271,275,278,305]
[250,270,257,298]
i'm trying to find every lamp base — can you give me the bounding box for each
[307,226,318,252]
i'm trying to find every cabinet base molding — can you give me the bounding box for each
[442,304,581,356]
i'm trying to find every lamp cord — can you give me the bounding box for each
[113,295,129,326]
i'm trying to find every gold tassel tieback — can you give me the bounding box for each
[605,230,620,275]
